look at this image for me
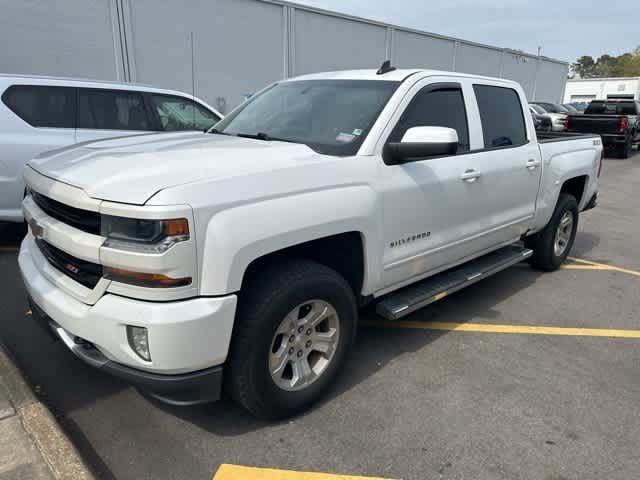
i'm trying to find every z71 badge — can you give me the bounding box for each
[389,232,430,248]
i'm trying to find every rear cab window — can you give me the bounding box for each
[78,88,151,131]
[473,84,527,149]
[1,85,76,128]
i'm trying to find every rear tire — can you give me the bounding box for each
[618,137,632,159]
[525,193,579,271]
[226,259,357,419]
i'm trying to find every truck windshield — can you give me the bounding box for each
[584,102,637,115]
[212,80,400,156]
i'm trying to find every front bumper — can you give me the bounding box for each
[19,234,238,404]
[29,298,223,405]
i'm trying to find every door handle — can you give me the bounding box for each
[526,159,541,170]
[460,169,481,182]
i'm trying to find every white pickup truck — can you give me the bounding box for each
[19,66,601,419]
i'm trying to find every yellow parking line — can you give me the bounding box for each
[568,257,640,277]
[0,246,18,253]
[361,320,640,338]
[562,264,611,271]
[213,465,393,480]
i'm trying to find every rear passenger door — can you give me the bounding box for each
[75,88,155,143]
[469,83,542,245]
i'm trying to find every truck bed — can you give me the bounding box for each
[536,131,600,143]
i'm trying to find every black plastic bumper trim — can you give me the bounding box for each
[28,296,223,406]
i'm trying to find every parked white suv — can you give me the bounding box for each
[19,67,601,419]
[0,74,222,222]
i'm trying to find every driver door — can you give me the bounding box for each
[378,79,516,290]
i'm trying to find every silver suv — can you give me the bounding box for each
[0,74,222,222]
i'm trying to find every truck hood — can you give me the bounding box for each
[28,132,323,205]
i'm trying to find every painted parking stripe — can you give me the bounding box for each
[361,320,640,338]
[0,246,18,253]
[562,264,611,271]
[213,464,393,480]
[567,257,640,277]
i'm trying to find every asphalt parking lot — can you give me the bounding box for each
[1,150,639,480]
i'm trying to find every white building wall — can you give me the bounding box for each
[563,78,640,103]
[0,0,569,112]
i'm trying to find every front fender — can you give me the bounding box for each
[198,186,380,296]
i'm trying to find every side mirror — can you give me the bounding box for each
[386,126,459,164]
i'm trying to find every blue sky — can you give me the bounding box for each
[293,0,638,63]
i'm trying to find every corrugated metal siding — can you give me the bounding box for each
[292,10,387,75]
[123,0,285,112]
[0,0,122,80]
[455,43,503,77]
[534,61,569,102]
[0,0,568,108]
[501,51,539,98]
[392,31,455,71]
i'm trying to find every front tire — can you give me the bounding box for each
[226,259,357,419]
[525,193,579,271]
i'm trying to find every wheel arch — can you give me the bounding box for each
[560,175,588,206]
[198,187,379,297]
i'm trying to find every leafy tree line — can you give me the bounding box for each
[572,47,640,78]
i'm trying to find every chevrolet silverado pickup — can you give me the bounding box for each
[19,66,602,419]
[566,99,640,158]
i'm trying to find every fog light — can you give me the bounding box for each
[127,326,151,361]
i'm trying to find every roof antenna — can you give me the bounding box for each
[377,60,396,75]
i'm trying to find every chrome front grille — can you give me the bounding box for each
[32,192,100,235]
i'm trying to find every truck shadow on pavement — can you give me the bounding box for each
[151,263,546,436]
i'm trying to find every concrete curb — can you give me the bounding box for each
[0,345,95,480]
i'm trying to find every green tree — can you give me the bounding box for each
[572,56,597,78]
[595,54,616,76]
[573,47,640,78]
[616,52,640,76]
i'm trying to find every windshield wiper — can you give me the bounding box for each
[207,128,234,136]
[235,132,298,144]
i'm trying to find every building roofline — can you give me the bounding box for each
[258,0,568,66]
[568,77,640,82]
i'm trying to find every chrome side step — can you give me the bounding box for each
[376,245,533,321]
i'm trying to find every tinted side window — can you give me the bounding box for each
[78,89,150,130]
[389,86,470,152]
[151,94,220,131]
[474,85,527,148]
[617,102,637,115]
[2,85,76,128]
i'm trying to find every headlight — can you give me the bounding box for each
[101,216,189,254]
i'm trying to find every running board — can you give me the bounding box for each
[376,245,533,321]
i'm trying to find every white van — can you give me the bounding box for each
[0,74,222,222]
